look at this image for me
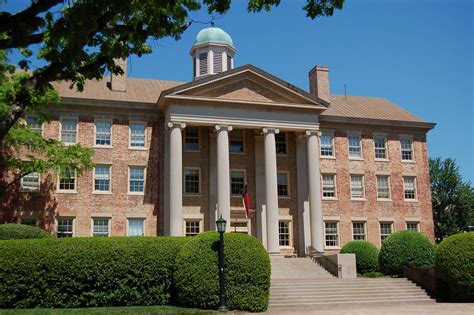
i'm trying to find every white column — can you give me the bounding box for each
[263,127,280,255]
[168,122,186,236]
[215,125,232,231]
[306,130,324,253]
[296,134,311,256]
[209,132,218,230]
[254,134,267,249]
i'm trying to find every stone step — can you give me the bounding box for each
[270,296,433,304]
[270,291,429,300]
[270,287,425,294]
[269,298,436,308]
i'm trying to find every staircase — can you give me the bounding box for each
[269,257,435,309]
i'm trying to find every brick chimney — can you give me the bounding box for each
[308,65,330,103]
[110,58,127,92]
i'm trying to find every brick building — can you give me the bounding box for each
[0,27,436,256]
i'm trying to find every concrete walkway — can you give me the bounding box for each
[250,303,474,314]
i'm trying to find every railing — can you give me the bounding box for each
[307,246,342,278]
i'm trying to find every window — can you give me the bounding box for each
[184,127,199,151]
[185,220,200,237]
[130,123,145,148]
[94,165,110,191]
[95,120,112,146]
[230,170,245,195]
[374,136,387,159]
[279,221,290,247]
[21,172,40,191]
[20,218,37,226]
[128,219,145,236]
[352,222,366,240]
[322,175,336,198]
[184,168,200,194]
[403,177,417,200]
[57,218,73,238]
[401,139,414,161]
[277,172,289,197]
[59,167,76,191]
[320,134,334,157]
[227,55,232,70]
[93,218,109,237]
[26,115,42,134]
[230,129,244,153]
[380,223,392,242]
[61,118,77,144]
[129,166,145,193]
[275,132,287,154]
[406,222,419,231]
[376,175,390,199]
[350,175,364,199]
[348,134,361,158]
[199,53,208,75]
[325,222,339,247]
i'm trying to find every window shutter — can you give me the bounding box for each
[227,55,232,70]
[199,53,207,75]
[214,52,223,74]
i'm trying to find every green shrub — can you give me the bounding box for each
[174,231,270,312]
[0,237,189,308]
[0,224,52,240]
[340,240,379,274]
[435,232,474,301]
[379,230,434,276]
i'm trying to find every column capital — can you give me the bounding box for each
[215,125,233,133]
[167,121,186,130]
[305,129,322,137]
[262,127,280,135]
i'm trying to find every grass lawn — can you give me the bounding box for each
[0,305,215,315]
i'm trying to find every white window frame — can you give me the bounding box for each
[20,172,40,192]
[129,121,146,149]
[94,119,113,147]
[127,218,145,236]
[324,221,340,249]
[278,220,293,248]
[128,166,146,195]
[352,222,366,240]
[376,175,391,200]
[57,167,77,193]
[320,132,335,158]
[184,220,201,237]
[400,135,415,162]
[25,114,43,136]
[93,164,112,193]
[347,132,362,159]
[350,174,365,199]
[230,169,246,197]
[406,222,420,232]
[92,218,110,237]
[275,132,288,155]
[183,214,204,237]
[277,171,290,198]
[373,133,388,161]
[59,117,78,144]
[230,129,245,154]
[403,176,418,201]
[184,127,200,151]
[56,217,75,238]
[380,222,393,244]
[322,174,337,199]
[183,167,201,195]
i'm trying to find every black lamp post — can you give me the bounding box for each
[216,215,228,312]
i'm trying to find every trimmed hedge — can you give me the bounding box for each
[340,240,379,274]
[0,224,52,240]
[379,230,434,276]
[0,237,189,308]
[435,232,474,301]
[174,231,270,312]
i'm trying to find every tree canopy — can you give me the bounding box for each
[430,157,474,242]
[0,0,344,186]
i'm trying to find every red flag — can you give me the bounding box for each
[241,184,250,218]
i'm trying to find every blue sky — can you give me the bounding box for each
[5,0,474,182]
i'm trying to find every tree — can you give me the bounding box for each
[429,157,474,243]
[0,0,344,186]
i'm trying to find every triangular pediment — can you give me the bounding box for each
[159,64,328,109]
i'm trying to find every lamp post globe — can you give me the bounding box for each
[216,215,227,233]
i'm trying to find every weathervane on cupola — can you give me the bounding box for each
[190,22,235,80]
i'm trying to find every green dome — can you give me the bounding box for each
[193,27,234,49]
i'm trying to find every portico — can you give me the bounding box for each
[159,64,328,255]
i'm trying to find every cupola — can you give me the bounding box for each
[190,26,235,80]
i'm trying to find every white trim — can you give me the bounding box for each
[324,220,340,249]
[56,217,75,237]
[277,171,290,198]
[400,134,415,162]
[320,130,335,159]
[376,175,391,201]
[183,167,201,195]
[321,173,337,200]
[127,218,146,236]
[128,121,147,150]
[373,134,389,161]
[352,221,367,241]
[347,131,363,160]
[403,176,418,201]
[92,164,112,194]
[57,167,77,193]
[278,217,293,249]
[25,114,44,137]
[59,116,78,145]
[230,169,246,197]
[93,118,113,148]
[20,172,41,192]
[350,174,365,200]
[128,165,146,195]
[91,217,111,237]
